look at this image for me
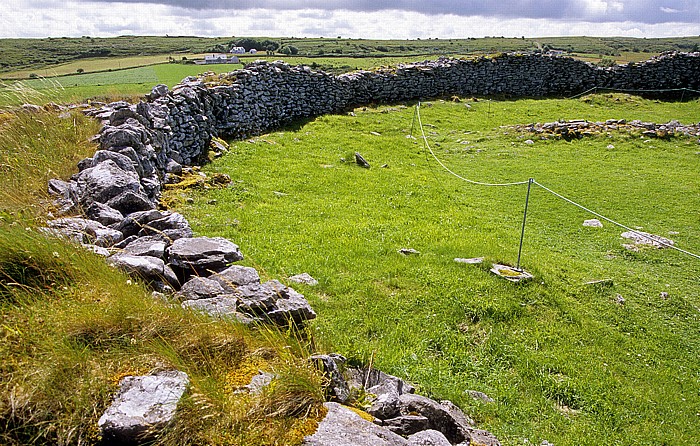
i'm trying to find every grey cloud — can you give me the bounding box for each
[79,0,700,24]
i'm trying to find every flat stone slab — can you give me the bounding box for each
[167,236,243,274]
[303,402,409,446]
[454,257,484,265]
[209,265,261,291]
[490,264,533,283]
[583,219,603,228]
[288,273,319,286]
[620,231,674,249]
[98,370,189,444]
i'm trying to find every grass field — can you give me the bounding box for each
[168,94,700,445]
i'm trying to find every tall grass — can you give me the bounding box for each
[0,107,100,220]
[0,106,327,445]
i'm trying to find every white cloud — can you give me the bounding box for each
[660,7,680,13]
[1,2,699,39]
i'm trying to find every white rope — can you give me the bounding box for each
[533,181,700,260]
[415,103,530,187]
[567,86,700,100]
[414,102,700,262]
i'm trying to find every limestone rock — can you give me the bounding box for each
[47,178,79,214]
[177,276,227,300]
[236,280,317,326]
[98,370,189,445]
[233,371,275,394]
[456,428,501,446]
[113,209,166,238]
[86,201,124,226]
[45,217,122,247]
[383,415,430,436]
[108,253,179,288]
[311,354,350,403]
[75,159,144,208]
[397,394,475,444]
[621,231,674,249]
[583,219,603,228]
[303,402,409,446]
[106,190,155,215]
[407,430,452,446]
[209,265,261,291]
[122,236,168,259]
[167,236,243,275]
[355,152,371,168]
[181,296,258,324]
[288,273,319,286]
[466,390,495,403]
[138,211,193,241]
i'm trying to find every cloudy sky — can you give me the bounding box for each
[2,0,699,39]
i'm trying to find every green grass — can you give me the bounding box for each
[173,94,700,445]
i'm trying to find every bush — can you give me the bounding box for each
[281,45,299,55]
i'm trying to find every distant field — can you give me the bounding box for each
[0,55,458,107]
[2,34,699,74]
[1,33,699,107]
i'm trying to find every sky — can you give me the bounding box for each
[1,0,699,39]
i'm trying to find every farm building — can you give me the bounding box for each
[230,47,246,54]
[195,54,240,65]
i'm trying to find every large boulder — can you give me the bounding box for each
[397,394,475,444]
[108,253,179,288]
[303,402,409,446]
[44,217,122,247]
[98,370,189,445]
[237,280,317,326]
[177,276,227,300]
[209,265,261,291]
[122,236,168,259]
[75,159,146,209]
[167,236,243,276]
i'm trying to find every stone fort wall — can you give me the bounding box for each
[90,52,699,205]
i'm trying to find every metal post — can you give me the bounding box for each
[410,102,419,137]
[516,178,534,271]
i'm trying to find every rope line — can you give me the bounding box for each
[413,103,700,262]
[415,103,530,187]
[532,181,700,260]
[567,86,700,100]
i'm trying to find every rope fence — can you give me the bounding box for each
[412,102,700,266]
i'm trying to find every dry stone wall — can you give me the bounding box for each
[102,52,699,189]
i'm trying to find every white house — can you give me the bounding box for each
[199,54,240,65]
[205,54,229,63]
[230,47,246,54]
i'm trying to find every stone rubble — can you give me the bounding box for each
[513,118,700,140]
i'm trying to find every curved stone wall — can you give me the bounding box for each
[80,51,700,209]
